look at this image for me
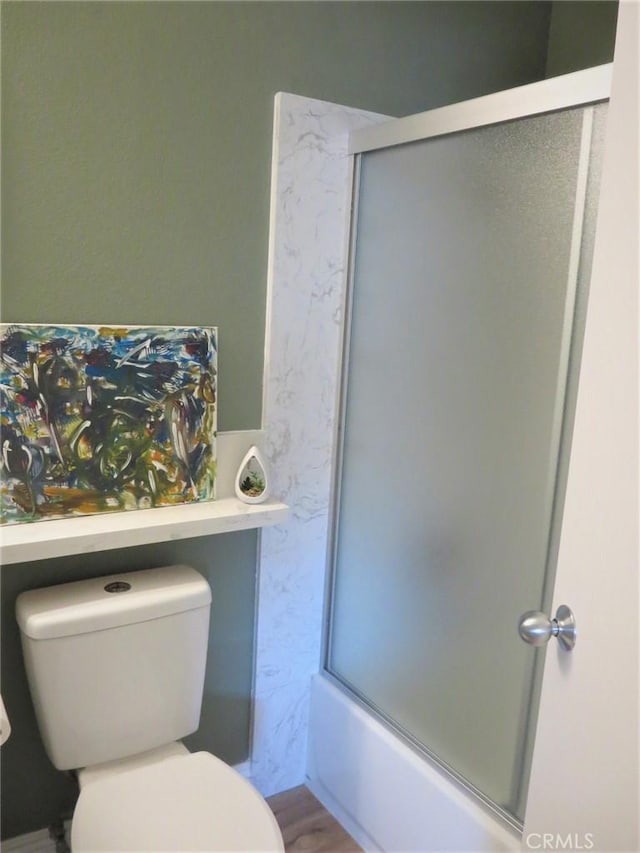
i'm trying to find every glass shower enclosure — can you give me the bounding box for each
[325,71,609,828]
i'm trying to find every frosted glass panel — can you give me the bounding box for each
[328,106,602,820]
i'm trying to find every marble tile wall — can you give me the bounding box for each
[251,93,388,795]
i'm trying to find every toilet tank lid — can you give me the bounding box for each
[16,565,211,640]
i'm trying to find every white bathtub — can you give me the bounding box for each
[306,674,521,852]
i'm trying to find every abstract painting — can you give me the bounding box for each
[0,324,217,524]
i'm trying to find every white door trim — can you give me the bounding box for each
[523,3,639,848]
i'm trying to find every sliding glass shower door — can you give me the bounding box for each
[326,98,607,825]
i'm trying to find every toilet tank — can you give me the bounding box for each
[16,565,212,771]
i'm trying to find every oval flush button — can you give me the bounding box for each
[104,581,132,593]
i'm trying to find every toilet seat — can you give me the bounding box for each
[71,751,284,852]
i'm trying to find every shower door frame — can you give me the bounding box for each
[321,63,612,833]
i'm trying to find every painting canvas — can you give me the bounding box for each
[0,324,217,524]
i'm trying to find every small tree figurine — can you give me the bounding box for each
[240,471,265,498]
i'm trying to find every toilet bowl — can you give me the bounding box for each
[16,565,284,852]
[72,747,283,852]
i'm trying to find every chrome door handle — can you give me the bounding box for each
[518,604,576,651]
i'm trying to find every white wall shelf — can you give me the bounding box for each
[0,498,289,566]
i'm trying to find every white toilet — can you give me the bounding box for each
[16,564,284,852]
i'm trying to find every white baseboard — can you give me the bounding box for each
[1,828,52,853]
[1,822,69,853]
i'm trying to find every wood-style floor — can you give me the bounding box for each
[267,786,362,852]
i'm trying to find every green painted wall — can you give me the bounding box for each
[1,0,553,840]
[546,0,618,78]
[2,1,553,431]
